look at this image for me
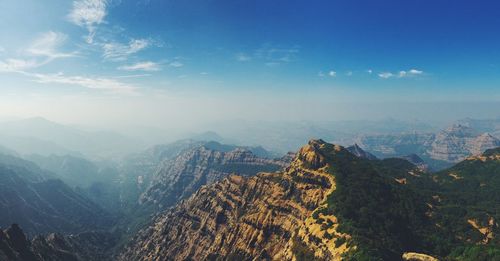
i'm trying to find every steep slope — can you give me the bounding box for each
[0,155,112,235]
[139,143,287,212]
[0,224,116,261]
[119,140,337,260]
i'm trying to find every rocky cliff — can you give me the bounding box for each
[139,144,288,212]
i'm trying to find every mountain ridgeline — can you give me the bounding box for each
[119,140,500,260]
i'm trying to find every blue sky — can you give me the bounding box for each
[0,0,499,127]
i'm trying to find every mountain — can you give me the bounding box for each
[427,124,500,162]
[120,140,500,260]
[0,117,144,159]
[0,224,116,261]
[0,154,112,235]
[357,124,500,170]
[346,143,377,160]
[25,154,102,188]
[356,132,434,158]
[138,142,288,213]
[455,117,500,134]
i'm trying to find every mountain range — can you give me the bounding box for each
[0,121,499,260]
[356,123,500,170]
[119,140,500,260]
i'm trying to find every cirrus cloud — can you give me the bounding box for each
[102,39,151,61]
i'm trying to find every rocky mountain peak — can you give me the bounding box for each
[295,139,330,169]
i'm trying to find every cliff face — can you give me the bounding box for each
[119,140,347,261]
[139,144,288,212]
[427,124,500,162]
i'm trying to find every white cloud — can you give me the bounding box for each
[409,69,423,75]
[346,71,353,76]
[102,39,150,61]
[31,72,137,94]
[68,0,108,43]
[236,53,251,62]
[378,72,394,79]
[200,72,209,75]
[328,71,336,77]
[0,59,38,72]
[379,69,424,79]
[169,61,184,68]
[26,31,75,59]
[367,69,373,74]
[118,61,160,71]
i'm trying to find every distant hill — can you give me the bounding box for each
[0,117,144,159]
[356,123,500,170]
[0,154,113,235]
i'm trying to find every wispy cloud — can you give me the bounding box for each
[329,71,336,77]
[30,72,137,94]
[68,0,108,43]
[118,61,160,71]
[114,74,151,78]
[346,71,353,76]
[102,39,150,61]
[169,61,184,68]
[378,69,424,79]
[0,59,38,72]
[0,32,74,72]
[27,31,75,59]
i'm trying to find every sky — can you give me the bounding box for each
[0,0,499,129]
